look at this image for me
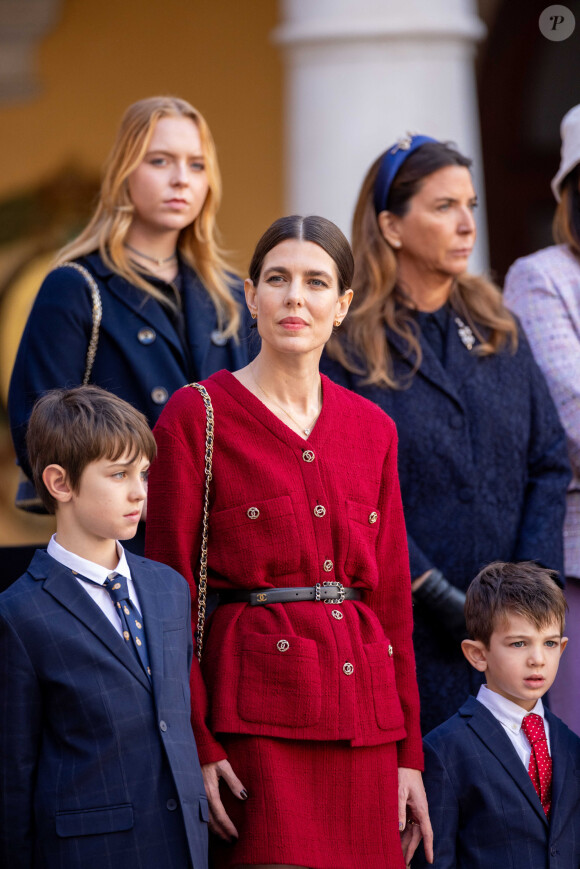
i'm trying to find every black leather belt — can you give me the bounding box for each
[218,582,362,606]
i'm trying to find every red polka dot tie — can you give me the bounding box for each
[521,713,552,817]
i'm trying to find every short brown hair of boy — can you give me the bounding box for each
[26,386,156,514]
[465,561,567,646]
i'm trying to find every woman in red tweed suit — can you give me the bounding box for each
[146,215,432,869]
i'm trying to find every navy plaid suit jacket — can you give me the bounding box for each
[412,696,580,869]
[0,549,208,869]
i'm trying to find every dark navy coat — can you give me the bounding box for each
[412,697,580,869]
[0,549,209,869]
[9,251,254,480]
[321,318,570,733]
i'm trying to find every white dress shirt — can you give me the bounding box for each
[476,683,551,769]
[47,534,142,638]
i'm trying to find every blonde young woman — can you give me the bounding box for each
[321,136,570,735]
[9,95,252,549]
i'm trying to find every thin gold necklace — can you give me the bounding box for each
[125,243,177,267]
[251,372,322,436]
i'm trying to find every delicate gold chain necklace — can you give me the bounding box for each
[251,372,322,436]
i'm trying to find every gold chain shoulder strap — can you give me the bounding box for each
[59,261,103,384]
[187,382,214,661]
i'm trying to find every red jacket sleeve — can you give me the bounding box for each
[369,426,423,769]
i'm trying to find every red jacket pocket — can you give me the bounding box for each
[364,641,405,732]
[238,632,322,727]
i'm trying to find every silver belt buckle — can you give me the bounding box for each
[323,581,345,604]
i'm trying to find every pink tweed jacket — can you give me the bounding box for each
[504,244,580,578]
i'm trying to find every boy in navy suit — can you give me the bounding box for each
[413,561,580,869]
[0,386,209,869]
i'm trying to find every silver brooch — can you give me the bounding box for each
[454,316,475,351]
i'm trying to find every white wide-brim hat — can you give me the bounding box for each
[552,104,580,202]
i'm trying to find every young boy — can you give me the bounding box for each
[0,386,208,869]
[412,561,580,869]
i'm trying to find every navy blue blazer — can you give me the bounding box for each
[321,320,570,732]
[9,251,255,480]
[0,549,208,869]
[412,696,580,869]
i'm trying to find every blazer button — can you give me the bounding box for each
[277,639,290,652]
[313,505,326,518]
[331,610,343,620]
[388,644,393,657]
[323,559,334,572]
[302,450,315,463]
[343,662,354,675]
[159,720,167,732]
[368,511,378,524]
[151,387,169,404]
[166,798,178,811]
[247,507,260,519]
[137,327,156,345]
[210,328,228,346]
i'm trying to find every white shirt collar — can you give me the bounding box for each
[47,534,130,583]
[477,683,545,733]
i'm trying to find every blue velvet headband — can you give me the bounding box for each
[373,134,439,215]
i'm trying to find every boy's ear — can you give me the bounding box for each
[461,638,488,672]
[42,464,73,503]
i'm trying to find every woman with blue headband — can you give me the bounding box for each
[322,136,570,734]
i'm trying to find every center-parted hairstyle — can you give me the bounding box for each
[326,140,517,388]
[27,385,156,514]
[248,214,354,295]
[57,96,240,339]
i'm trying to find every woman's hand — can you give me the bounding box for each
[201,759,247,842]
[398,766,433,866]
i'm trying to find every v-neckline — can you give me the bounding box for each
[213,369,329,447]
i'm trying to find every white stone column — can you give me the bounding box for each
[274,0,489,272]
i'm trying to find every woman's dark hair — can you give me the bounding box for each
[248,215,354,295]
[386,142,472,216]
[553,165,580,256]
[326,142,517,388]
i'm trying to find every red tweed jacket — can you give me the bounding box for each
[146,370,423,769]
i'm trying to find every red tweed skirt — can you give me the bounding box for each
[211,735,404,869]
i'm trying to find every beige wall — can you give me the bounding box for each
[0,0,284,544]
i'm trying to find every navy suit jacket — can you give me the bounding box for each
[0,549,209,869]
[9,251,255,480]
[321,322,570,732]
[412,697,580,869]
